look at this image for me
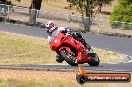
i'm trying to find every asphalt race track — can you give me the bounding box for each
[0,23,132,72]
[82,33,132,56]
[0,63,132,72]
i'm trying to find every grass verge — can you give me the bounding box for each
[0,31,122,64]
[0,69,131,87]
[0,31,56,64]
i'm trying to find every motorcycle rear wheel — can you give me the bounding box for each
[88,53,100,66]
[60,49,78,66]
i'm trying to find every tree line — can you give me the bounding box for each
[0,0,131,30]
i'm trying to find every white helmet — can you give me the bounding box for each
[45,20,56,34]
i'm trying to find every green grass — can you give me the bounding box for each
[0,31,122,64]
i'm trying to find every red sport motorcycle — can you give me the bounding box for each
[49,31,100,66]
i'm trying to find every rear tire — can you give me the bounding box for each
[88,53,100,66]
[60,49,78,66]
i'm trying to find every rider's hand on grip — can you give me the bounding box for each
[65,33,71,36]
[48,36,52,42]
[61,30,67,34]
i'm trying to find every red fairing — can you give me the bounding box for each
[49,31,91,64]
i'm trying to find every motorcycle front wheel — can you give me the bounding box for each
[60,49,78,66]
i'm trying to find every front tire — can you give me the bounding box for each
[60,49,78,66]
[56,55,64,63]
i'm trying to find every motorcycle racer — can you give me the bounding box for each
[45,21,91,48]
[45,20,91,63]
